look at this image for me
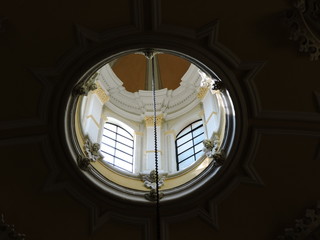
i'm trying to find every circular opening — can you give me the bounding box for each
[65,48,236,203]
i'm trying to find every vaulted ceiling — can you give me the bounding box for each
[1,0,320,240]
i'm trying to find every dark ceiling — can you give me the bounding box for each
[0,0,320,240]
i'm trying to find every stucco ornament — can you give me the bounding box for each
[74,72,98,95]
[277,201,320,240]
[0,213,26,240]
[77,156,91,171]
[84,138,103,162]
[77,138,103,171]
[141,170,165,201]
[198,69,224,92]
[202,137,225,166]
[286,0,320,60]
[202,135,220,158]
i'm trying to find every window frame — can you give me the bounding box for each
[100,122,134,173]
[175,120,204,171]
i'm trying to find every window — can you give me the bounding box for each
[176,120,205,171]
[100,122,134,173]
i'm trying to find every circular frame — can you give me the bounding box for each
[55,35,247,209]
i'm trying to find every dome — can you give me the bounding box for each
[65,49,236,202]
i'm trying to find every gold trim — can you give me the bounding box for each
[197,86,209,100]
[164,130,176,135]
[86,115,100,127]
[144,115,163,127]
[92,83,109,104]
[134,131,144,136]
[205,111,217,124]
[145,150,162,153]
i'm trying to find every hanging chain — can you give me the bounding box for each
[150,50,161,240]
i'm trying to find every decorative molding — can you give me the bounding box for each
[285,0,320,60]
[144,115,163,127]
[145,150,162,154]
[164,129,175,135]
[212,80,224,91]
[205,111,218,125]
[77,155,91,171]
[276,201,320,240]
[202,138,219,157]
[77,138,103,171]
[140,170,166,201]
[197,86,209,100]
[134,131,144,136]
[74,73,98,96]
[0,213,26,240]
[92,83,109,104]
[100,64,203,121]
[86,115,100,128]
[83,138,103,162]
[202,137,225,167]
[198,69,224,92]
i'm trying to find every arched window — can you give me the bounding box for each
[176,120,205,171]
[100,122,134,173]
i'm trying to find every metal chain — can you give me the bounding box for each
[151,52,161,240]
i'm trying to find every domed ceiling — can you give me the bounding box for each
[112,53,191,92]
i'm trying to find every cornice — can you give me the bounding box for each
[98,63,203,122]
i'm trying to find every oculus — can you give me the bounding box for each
[65,49,236,202]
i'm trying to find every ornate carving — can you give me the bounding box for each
[84,138,103,162]
[142,170,165,189]
[277,201,320,240]
[77,156,91,171]
[285,0,320,60]
[0,214,26,240]
[197,86,209,100]
[78,138,103,171]
[212,150,225,167]
[144,115,163,127]
[145,189,164,201]
[198,69,224,93]
[92,83,109,104]
[74,72,98,96]
[202,137,225,166]
[198,69,211,87]
[142,49,157,59]
[202,136,220,157]
[141,170,165,201]
[212,80,224,91]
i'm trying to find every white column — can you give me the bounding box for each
[200,87,220,140]
[164,130,176,173]
[133,131,143,173]
[81,84,109,143]
[143,115,163,173]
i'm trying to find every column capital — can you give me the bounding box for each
[144,115,163,127]
[93,83,109,104]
